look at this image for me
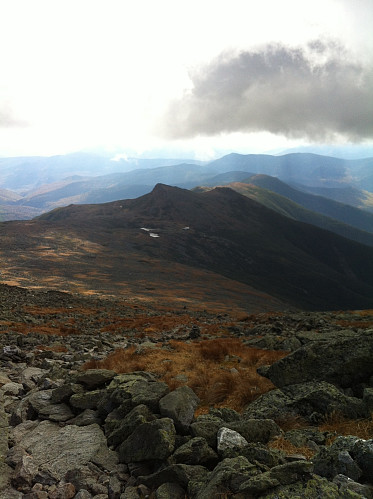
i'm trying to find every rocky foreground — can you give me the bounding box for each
[0,284,373,498]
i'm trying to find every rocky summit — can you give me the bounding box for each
[0,284,373,498]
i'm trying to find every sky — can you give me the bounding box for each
[0,0,372,159]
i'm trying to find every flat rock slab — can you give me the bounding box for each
[16,421,118,479]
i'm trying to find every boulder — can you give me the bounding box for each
[159,386,200,433]
[333,474,373,499]
[38,403,74,422]
[106,404,156,448]
[190,415,224,449]
[238,460,313,495]
[225,418,282,443]
[118,418,176,463]
[13,421,118,479]
[126,380,169,412]
[351,438,373,482]
[244,381,367,422]
[172,437,218,467]
[155,482,186,499]
[262,330,373,389]
[139,463,209,490]
[76,369,116,389]
[69,389,105,410]
[192,455,259,498]
[217,427,249,458]
[314,447,362,482]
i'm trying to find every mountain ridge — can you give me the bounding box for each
[18,183,373,311]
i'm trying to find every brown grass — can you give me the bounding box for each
[83,338,288,412]
[268,436,316,460]
[319,411,373,441]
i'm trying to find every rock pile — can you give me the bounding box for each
[1,291,373,497]
[0,343,372,498]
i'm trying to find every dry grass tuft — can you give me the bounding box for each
[83,338,288,412]
[268,436,316,460]
[274,414,310,432]
[319,411,373,441]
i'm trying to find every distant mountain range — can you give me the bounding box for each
[1,152,373,250]
[1,183,372,311]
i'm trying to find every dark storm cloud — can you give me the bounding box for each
[161,41,373,141]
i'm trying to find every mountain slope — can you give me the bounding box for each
[289,184,373,213]
[35,184,373,310]
[206,152,373,191]
[195,182,373,247]
[246,174,373,233]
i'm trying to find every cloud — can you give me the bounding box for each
[159,41,373,142]
[0,103,28,128]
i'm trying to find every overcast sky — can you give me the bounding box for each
[0,0,372,158]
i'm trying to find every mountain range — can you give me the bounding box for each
[1,183,373,312]
[1,151,373,312]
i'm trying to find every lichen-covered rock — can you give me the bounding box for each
[225,418,282,444]
[155,481,186,499]
[260,474,359,498]
[76,369,116,389]
[313,438,363,482]
[190,415,224,449]
[12,421,118,479]
[69,389,105,410]
[263,331,373,389]
[138,463,209,490]
[107,404,156,448]
[351,438,373,482]
[333,474,373,499]
[238,460,313,495]
[216,427,249,458]
[172,437,218,468]
[244,381,367,422]
[159,386,200,433]
[193,455,259,498]
[126,380,169,412]
[118,418,176,463]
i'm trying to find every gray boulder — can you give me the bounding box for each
[172,437,218,467]
[244,381,367,422]
[192,455,259,498]
[12,421,118,479]
[262,330,373,389]
[225,418,282,444]
[76,369,117,389]
[238,460,313,495]
[126,380,169,412]
[107,404,156,448]
[333,474,373,499]
[217,427,249,458]
[351,438,373,482]
[159,386,200,433]
[190,415,224,449]
[118,418,176,463]
[139,463,209,490]
[155,482,186,499]
[69,389,105,410]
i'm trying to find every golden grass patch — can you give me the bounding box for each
[83,338,288,412]
[319,411,373,441]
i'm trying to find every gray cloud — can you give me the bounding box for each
[160,41,373,141]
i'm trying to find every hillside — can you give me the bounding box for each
[243,174,373,233]
[1,282,373,497]
[292,184,373,212]
[0,184,370,311]
[195,182,373,247]
[1,152,373,225]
